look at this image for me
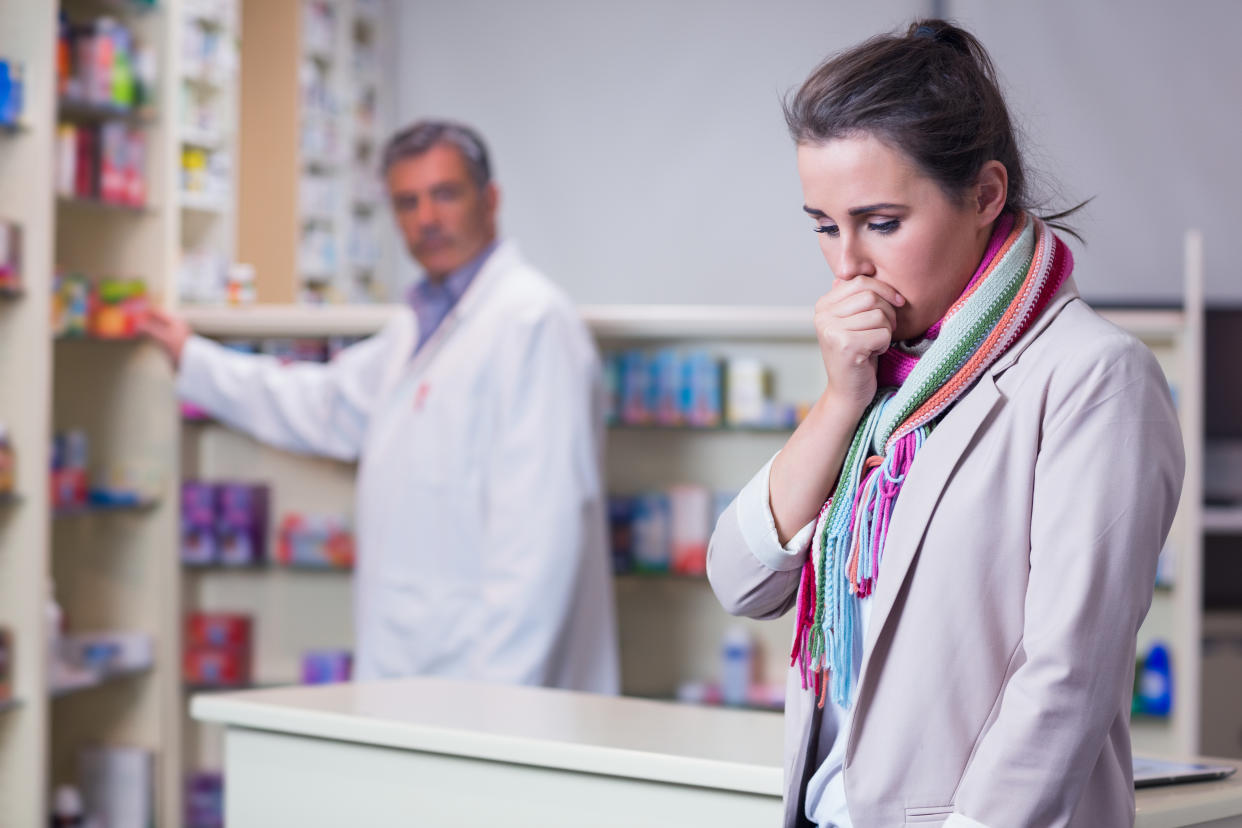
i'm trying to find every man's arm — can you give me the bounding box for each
[143,309,402,461]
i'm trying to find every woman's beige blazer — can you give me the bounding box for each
[708,279,1185,828]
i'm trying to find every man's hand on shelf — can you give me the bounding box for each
[139,308,191,369]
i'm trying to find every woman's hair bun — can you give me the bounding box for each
[907,19,974,57]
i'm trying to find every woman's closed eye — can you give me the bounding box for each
[812,218,901,236]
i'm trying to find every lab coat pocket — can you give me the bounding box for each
[903,804,955,825]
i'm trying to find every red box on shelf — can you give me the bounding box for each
[185,613,252,650]
[183,647,251,687]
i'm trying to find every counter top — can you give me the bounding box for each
[193,678,1242,826]
[1135,764,1242,828]
[192,678,784,796]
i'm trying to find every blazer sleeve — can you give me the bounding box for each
[707,454,818,620]
[950,335,1185,827]
[176,321,403,462]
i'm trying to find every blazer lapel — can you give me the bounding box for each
[856,372,1003,674]
[846,279,1081,755]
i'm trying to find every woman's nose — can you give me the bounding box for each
[833,236,874,280]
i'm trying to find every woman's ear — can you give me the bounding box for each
[975,161,1008,225]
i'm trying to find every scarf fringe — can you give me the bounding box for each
[791,213,1073,709]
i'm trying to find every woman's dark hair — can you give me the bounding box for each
[784,19,1085,239]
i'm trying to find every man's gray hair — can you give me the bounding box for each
[380,120,492,188]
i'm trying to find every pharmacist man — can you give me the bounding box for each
[142,121,619,693]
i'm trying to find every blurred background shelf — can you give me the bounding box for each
[49,663,155,700]
[1204,506,1242,534]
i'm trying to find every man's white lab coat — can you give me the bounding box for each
[177,241,620,693]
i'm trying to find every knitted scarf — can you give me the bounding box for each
[789,212,1073,709]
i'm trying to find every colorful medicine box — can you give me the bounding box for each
[215,483,269,566]
[180,481,218,565]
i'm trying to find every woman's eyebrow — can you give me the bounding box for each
[848,202,906,216]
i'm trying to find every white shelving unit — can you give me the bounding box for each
[0,1,221,823]
[0,4,57,824]
[175,0,240,306]
[237,0,394,306]
[1205,507,1242,535]
[1122,232,1206,758]
[49,0,184,821]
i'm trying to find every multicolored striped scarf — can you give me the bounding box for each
[790,212,1073,709]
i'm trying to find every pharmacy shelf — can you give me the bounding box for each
[52,499,160,519]
[0,3,59,822]
[615,571,708,582]
[586,305,811,341]
[180,127,224,149]
[186,679,298,692]
[184,303,399,337]
[182,304,816,340]
[1095,308,1187,343]
[1204,507,1242,535]
[181,69,231,93]
[0,492,21,506]
[73,0,159,17]
[180,190,229,214]
[49,662,155,700]
[53,334,143,344]
[56,99,154,125]
[0,287,25,299]
[610,423,796,435]
[55,195,152,214]
[183,561,354,574]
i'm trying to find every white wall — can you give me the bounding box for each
[393,1,927,305]
[949,0,1242,303]
[392,1,1241,304]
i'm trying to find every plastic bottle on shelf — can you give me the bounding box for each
[721,626,753,707]
[50,784,85,827]
[46,580,63,683]
[0,424,15,495]
[90,18,117,107]
[110,26,133,110]
[1138,641,1173,717]
[132,39,156,113]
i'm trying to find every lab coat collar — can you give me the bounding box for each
[405,239,523,375]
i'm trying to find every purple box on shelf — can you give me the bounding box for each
[185,771,223,828]
[301,649,352,685]
[180,481,218,565]
[216,483,269,566]
[607,495,634,574]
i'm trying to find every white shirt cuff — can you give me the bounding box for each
[943,813,990,828]
[734,453,816,572]
[176,334,217,402]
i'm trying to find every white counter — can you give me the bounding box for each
[192,678,1242,827]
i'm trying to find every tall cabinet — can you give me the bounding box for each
[0,0,217,824]
[237,0,393,305]
[0,3,57,825]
